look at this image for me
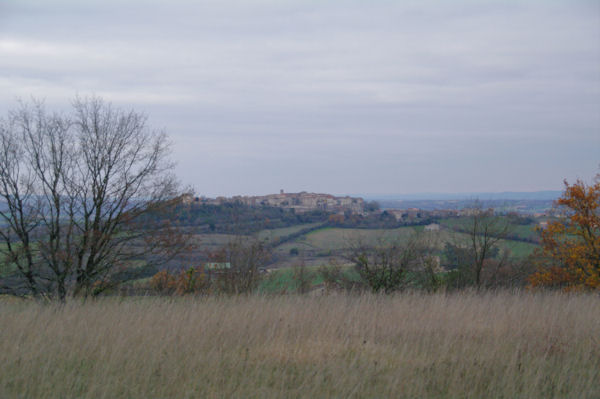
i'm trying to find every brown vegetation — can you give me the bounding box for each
[1,292,598,398]
[529,175,600,290]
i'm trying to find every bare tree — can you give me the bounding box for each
[445,203,514,288]
[208,236,271,294]
[292,253,313,294]
[347,230,434,293]
[0,97,193,300]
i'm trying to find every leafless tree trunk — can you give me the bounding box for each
[347,230,433,293]
[450,203,514,288]
[209,236,270,294]
[292,253,313,294]
[0,97,193,300]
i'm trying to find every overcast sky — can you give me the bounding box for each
[1,0,599,197]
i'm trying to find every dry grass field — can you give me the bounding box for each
[1,292,599,398]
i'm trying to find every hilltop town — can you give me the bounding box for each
[183,190,366,214]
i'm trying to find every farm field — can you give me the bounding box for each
[302,226,419,251]
[281,225,538,261]
[499,239,539,258]
[1,292,598,399]
[510,224,541,240]
[438,217,540,241]
[258,264,360,294]
[189,223,322,257]
[257,222,323,242]
[185,221,539,273]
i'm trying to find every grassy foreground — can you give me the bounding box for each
[1,292,599,398]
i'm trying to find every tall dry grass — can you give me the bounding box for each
[1,291,598,398]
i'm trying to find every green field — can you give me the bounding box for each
[302,226,419,251]
[257,222,323,242]
[511,224,539,240]
[439,217,540,241]
[258,264,361,294]
[498,239,539,258]
[280,225,538,260]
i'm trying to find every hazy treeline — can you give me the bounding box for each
[153,202,331,234]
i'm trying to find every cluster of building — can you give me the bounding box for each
[182,190,365,214]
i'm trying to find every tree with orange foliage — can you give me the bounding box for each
[149,266,208,295]
[149,270,177,295]
[174,266,209,295]
[528,174,600,290]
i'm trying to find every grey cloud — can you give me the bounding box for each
[1,0,598,196]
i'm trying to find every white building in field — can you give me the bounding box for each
[424,223,440,232]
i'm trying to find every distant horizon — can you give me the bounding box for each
[360,191,562,201]
[193,189,563,201]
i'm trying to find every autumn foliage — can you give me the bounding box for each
[528,176,600,290]
[149,266,209,295]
